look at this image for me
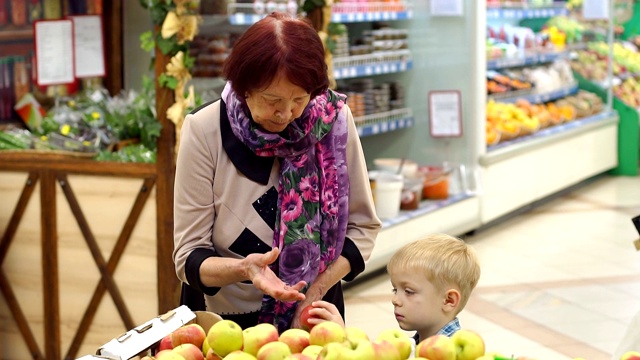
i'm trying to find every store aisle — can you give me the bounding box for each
[343,174,640,360]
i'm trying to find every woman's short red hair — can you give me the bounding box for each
[222,12,329,99]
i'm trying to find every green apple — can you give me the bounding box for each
[206,319,244,357]
[309,321,347,346]
[256,341,292,360]
[375,329,412,360]
[278,328,310,353]
[318,339,375,360]
[242,323,280,356]
[345,326,370,342]
[224,351,257,360]
[451,329,485,360]
[300,344,323,359]
[415,334,456,360]
[283,354,313,360]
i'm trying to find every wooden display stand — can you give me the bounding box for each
[0,38,178,360]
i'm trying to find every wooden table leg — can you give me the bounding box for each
[40,170,60,360]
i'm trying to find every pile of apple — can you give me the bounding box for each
[142,312,488,360]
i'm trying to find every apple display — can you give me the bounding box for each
[279,328,311,353]
[205,348,223,360]
[309,321,347,346]
[451,329,485,360]
[415,334,456,360]
[172,323,207,349]
[256,341,292,360]
[284,354,314,360]
[206,319,244,357]
[172,343,205,360]
[316,342,347,360]
[375,328,413,360]
[243,323,280,356]
[371,338,401,360]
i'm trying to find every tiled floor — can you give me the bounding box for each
[343,174,640,360]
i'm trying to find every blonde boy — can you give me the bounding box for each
[387,233,481,342]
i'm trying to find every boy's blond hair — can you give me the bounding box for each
[386,233,481,313]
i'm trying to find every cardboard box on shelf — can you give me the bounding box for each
[76,305,222,360]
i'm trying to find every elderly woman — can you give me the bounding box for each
[173,12,381,332]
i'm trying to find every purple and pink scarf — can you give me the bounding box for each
[222,82,349,332]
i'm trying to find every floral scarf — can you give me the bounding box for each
[222,82,350,332]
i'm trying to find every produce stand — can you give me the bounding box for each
[575,72,639,176]
[0,38,179,360]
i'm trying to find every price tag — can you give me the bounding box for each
[382,64,390,73]
[375,65,382,74]
[390,63,397,72]
[347,13,355,22]
[356,13,364,21]
[428,90,463,138]
[365,66,373,76]
[350,67,357,77]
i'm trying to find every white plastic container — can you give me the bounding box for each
[374,172,404,219]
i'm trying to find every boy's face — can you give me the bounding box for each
[390,270,451,337]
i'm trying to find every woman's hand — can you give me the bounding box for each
[243,248,306,302]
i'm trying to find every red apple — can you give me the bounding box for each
[173,343,205,360]
[621,352,640,360]
[171,323,207,349]
[416,334,456,360]
[158,334,174,352]
[278,328,310,353]
[309,321,347,347]
[256,341,292,360]
[299,305,316,331]
[372,338,401,360]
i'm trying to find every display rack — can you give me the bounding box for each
[333,50,413,79]
[480,2,620,224]
[0,4,178,359]
[355,107,414,137]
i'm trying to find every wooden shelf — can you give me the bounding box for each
[0,28,34,42]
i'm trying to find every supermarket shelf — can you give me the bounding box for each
[380,193,475,229]
[487,50,570,70]
[355,108,414,137]
[0,28,34,42]
[490,83,579,104]
[331,2,413,23]
[333,50,412,79]
[486,5,568,20]
[227,12,263,26]
[482,110,619,164]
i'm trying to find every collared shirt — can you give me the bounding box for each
[413,317,461,343]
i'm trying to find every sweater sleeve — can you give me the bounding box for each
[173,102,220,289]
[341,104,382,281]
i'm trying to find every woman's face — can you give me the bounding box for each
[245,75,311,133]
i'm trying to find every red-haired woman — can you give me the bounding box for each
[173,12,381,332]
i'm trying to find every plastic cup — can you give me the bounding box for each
[374,172,404,219]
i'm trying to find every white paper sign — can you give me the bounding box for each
[429,91,463,137]
[430,0,463,16]
[34,20,75,86]
[583,0,610,19]
[70,15,106,78]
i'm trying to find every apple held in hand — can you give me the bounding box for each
[206,319,244,357]
[300,305,317,331]
[452,329,485,360]
[376,328,413,360]
[621,351,640,360]
[243,323,280,356]
[309,321,347,346]
[279,328,311,353]
[256,341,292,360]
[172,323,207,349]
[416,334,456,360]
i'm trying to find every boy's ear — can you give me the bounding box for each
[443,289,461,312]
